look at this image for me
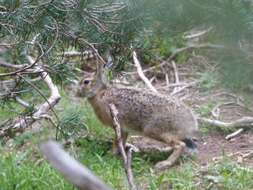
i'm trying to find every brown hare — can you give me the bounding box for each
[76,62,198,171]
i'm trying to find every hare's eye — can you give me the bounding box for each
[83,80,90,85]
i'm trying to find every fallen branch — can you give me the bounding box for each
[225,128,244,140]
[198,117,253,129]
[109,103,137,190]
[40,141,112,190]
[133,51,158,94]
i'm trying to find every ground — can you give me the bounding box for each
[130,131,253,168]
[198,132,253,167]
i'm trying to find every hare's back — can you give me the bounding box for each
[104,87,198,137]
[103,88,173,128]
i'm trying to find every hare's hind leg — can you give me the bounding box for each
[154,138,186,171]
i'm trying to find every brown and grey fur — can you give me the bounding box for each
[77,73,198,170]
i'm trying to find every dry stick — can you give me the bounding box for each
[184,27,212,39]
[171,61,180,94]
[165,73,169,86]
[15,97,31,108]
[40,141,112,190]
[172,61,179,84]
[133,51,159,94]
[225,128,244,140]
[170,81,198,96]
[109,103,137,190]
[157,82,193,88]
[198,117,253,129]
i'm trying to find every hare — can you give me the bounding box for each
[76,62,198,171]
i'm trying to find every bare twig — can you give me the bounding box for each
[0,58,28,69]
[211,102,238,118]
[171,61,180,94]
[109,103,137,190]
[15,97,31,108]
[184,27,212,39]
[40,141,112,190]
[165,73,169,86]
[171,61,179,84]
[0,41,19,47]
[130,43,225,75]
[198,117,253,129]
[157,82,194,88]
[242,151,253,159]
[133,51,158,94]
[170,81,198,96]
[225,128,244,140]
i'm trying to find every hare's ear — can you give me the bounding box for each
[95,58,107,85]
[105,49,114,69]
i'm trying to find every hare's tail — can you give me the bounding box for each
[182,138,197,150]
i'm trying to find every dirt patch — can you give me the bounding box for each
[198,132,253,167]
[129,132,253,168]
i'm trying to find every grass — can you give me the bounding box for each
[1,90,253,190]
[200,158,253,190]
[199,71,218,91]
[196,102,215,117]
